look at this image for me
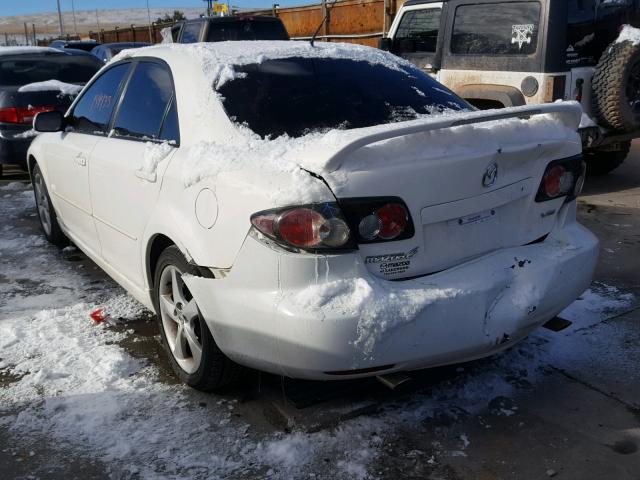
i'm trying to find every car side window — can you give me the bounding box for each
[181,21,202,43]
[112,61,176,141]
[395,9,442,54]
[70,62,130,135]
[159,98,180,144]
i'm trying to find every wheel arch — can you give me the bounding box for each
[27,154,37,176]
[454,84,526,110]
[146,233,177,291]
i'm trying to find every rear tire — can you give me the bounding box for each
[153,246,243,391]
[592,40,640,132]
[584,141,631,176]
[31,163,68,247]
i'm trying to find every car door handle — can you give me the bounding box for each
[74,153,87,166]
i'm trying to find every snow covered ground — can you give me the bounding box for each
[0,180,637,479]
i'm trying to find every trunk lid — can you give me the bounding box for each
[313,103,582,279]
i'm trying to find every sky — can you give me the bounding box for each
[1,0,305,17]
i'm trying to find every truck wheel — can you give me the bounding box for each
[584,141,631,176]
[153,246,243,391]
[592,40,640,132]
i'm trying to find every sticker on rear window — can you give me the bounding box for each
[511,24,534,50]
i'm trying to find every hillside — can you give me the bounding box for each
[0,7,205,37]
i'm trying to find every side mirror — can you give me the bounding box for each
[378,37,392,51]
[34,110,64,132]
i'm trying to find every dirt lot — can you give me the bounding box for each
[0,145,639,479]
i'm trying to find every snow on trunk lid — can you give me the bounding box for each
[320,105,582,279]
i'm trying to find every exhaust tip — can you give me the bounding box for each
[376,372,412,390]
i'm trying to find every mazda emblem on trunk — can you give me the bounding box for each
[483,162,498,187]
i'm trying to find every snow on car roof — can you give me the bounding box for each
[0,46,61,56]
[114,40,415,87]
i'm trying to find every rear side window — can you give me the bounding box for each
[394,8,442,53]
[71,63,130,134]
[0,54,101,86]
[205,20,289,41]
[451,2,541,55]
[113,61,176,141]
[181,22,202,43]
[218,57,469,139]
[159,100,180,144]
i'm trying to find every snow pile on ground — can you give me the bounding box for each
[0,295,144,403]
[294,276,461,355]
[18,79,83,96]
[616,24,640,45]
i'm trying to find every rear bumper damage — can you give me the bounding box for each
[184,204,598,380]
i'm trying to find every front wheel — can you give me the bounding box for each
[153,246,243,391]
[584,141,631,176]
[32,163,68,247]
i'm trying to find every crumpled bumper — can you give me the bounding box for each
[185,213,598,380]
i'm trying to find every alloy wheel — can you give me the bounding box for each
[158,265,204,374]
[34,172,52,236]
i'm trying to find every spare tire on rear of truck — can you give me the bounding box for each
[592,39,640,132]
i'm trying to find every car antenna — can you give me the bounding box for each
[310,0,339,47]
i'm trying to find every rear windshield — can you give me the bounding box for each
[0,54,101,86]
[451,2,541,55]
[206,20,289,41]
[217,57,469,138]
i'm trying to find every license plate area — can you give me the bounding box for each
[451,209,497,227]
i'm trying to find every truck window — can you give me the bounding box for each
[394,8,442,53]
[451,2,541,55]
[205,19,289,41]
[181,21,202,43]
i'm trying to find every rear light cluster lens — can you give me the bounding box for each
[340,197,415,244]
[251,203,353,251]
[0,106,55,125]
[535,156,586,203]
[358,203,409,240]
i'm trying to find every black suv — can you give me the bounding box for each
[171,16,289,43]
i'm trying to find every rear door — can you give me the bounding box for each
[88,59,179,288]
[389,3,444,74]
[46,62,131,254]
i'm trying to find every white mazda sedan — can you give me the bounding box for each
[28,41,598,390]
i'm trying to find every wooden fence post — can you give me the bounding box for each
[115,26,119,42]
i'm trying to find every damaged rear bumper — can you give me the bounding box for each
[184,211,598,380]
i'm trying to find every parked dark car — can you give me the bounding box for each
[50,39,100,52]
[0,47,102,171]
[91,42,150,62]
[171,16,289,43]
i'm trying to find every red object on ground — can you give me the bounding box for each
[89,308,108,324]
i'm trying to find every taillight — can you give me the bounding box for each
[340,197,415,244]
[536,156,585,203]
[0,106,55,125]
[251,203,353,252]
